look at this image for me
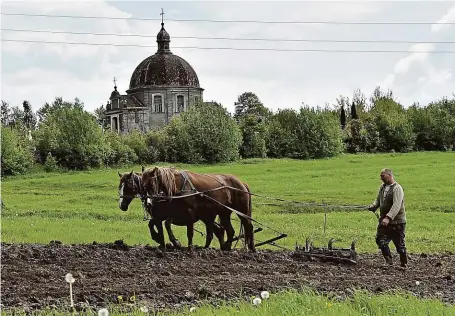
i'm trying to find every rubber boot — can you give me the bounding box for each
[399,251,408,268]
[381,246,393,265]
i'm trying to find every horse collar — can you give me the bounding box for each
[180,171,198,195]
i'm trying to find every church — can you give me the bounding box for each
[104,15,204,134]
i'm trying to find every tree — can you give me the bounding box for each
[93,104,109,129]
[34,100,106,169]
[165,102,242,163]
[22,100,37,130]
[233,92,272,122]
[1,101,12,126]
[350,102,359,120]
[37,97,84,123]
[340,105,346,129]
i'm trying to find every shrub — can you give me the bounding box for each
[1,126,34,176]
[164,102,242,164]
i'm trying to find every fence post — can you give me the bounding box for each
[323,200,327,239]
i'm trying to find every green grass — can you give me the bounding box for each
[2,151,454,253]
[2,289,454,316]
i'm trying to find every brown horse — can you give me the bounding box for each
[118,170,225,249]
[141,166,256,252]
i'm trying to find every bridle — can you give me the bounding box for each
[119,173,153,220]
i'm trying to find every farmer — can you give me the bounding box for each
[368,168,408,267]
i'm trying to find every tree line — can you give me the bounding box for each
[1,87,454,176]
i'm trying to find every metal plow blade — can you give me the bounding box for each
[291,237,358,264]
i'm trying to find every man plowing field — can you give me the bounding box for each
[368,168,408,268]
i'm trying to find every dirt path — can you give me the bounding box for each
[1,242,454,312]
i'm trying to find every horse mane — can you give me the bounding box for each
[143,167,177,197]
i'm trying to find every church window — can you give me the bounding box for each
[154,95,163,113]
[177,95,184,112]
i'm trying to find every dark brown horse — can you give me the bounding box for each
[141,166,256,252]
[118,170,225,249]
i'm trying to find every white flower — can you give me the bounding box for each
[140,306,149,313]
[415,281,421,286]
[252,297,262,305]
[189,307,197,312]
[98,308,109,316]
[65,273,75,284]
[260,291,270,299]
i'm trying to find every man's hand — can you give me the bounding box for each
[381,217,390,226]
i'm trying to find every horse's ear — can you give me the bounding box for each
[142,166,145,173]
[130,170,134,177]
[118,171,122,178]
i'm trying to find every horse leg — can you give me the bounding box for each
[219,214,235,251]
[148,219,162,245]
[154,220,166,250]
[164,218,182,249]
[240,217,256,252]
[202,219,215,249]
[187,223,194,250]
[213,221,226,250]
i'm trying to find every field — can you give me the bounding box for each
[1,151,455,315]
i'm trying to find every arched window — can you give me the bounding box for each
[154,95,163,113]
[177,95,184,112]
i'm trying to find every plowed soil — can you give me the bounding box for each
[1,241,454,313]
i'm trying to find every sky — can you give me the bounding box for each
[1,0,455,115]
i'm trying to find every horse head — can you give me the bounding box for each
[118,170,143,211]
[141,166,177,209]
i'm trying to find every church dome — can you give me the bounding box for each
[110,86,120,99]
[128,22,200,90]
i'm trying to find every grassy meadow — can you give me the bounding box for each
[1,151,454,254]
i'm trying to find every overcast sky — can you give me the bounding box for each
[1,1,455,115]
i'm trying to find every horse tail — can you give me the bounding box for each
[241,181,255,251]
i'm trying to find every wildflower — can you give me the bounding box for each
[65,273,75,284]
[326,302,333,308]
[65,273,75,307]
[190,307,197,312]
[98,308,109,316]
[260,291,270,299]
[252,297,262,305]
[140,306,149,313]
[415,281,421,286]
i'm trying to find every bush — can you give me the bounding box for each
[238,114,267,158]
[43,152,59,172]
[122,129,150,164]
[408,98,455,151]
[344,116,380,153]
[164,102,242,164]
[265,107,344,159]
[1,126,34,176]
[103,130,138,166]
[145,129,169,163]
[34,105,106,169]
[370,97,415,153]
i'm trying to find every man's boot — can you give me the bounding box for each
[399,251,408,268]
[380,246,393,265]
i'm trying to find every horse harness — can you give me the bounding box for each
[179,171,198,195]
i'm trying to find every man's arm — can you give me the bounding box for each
[386,185,404,220]
[368,187,381,211]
